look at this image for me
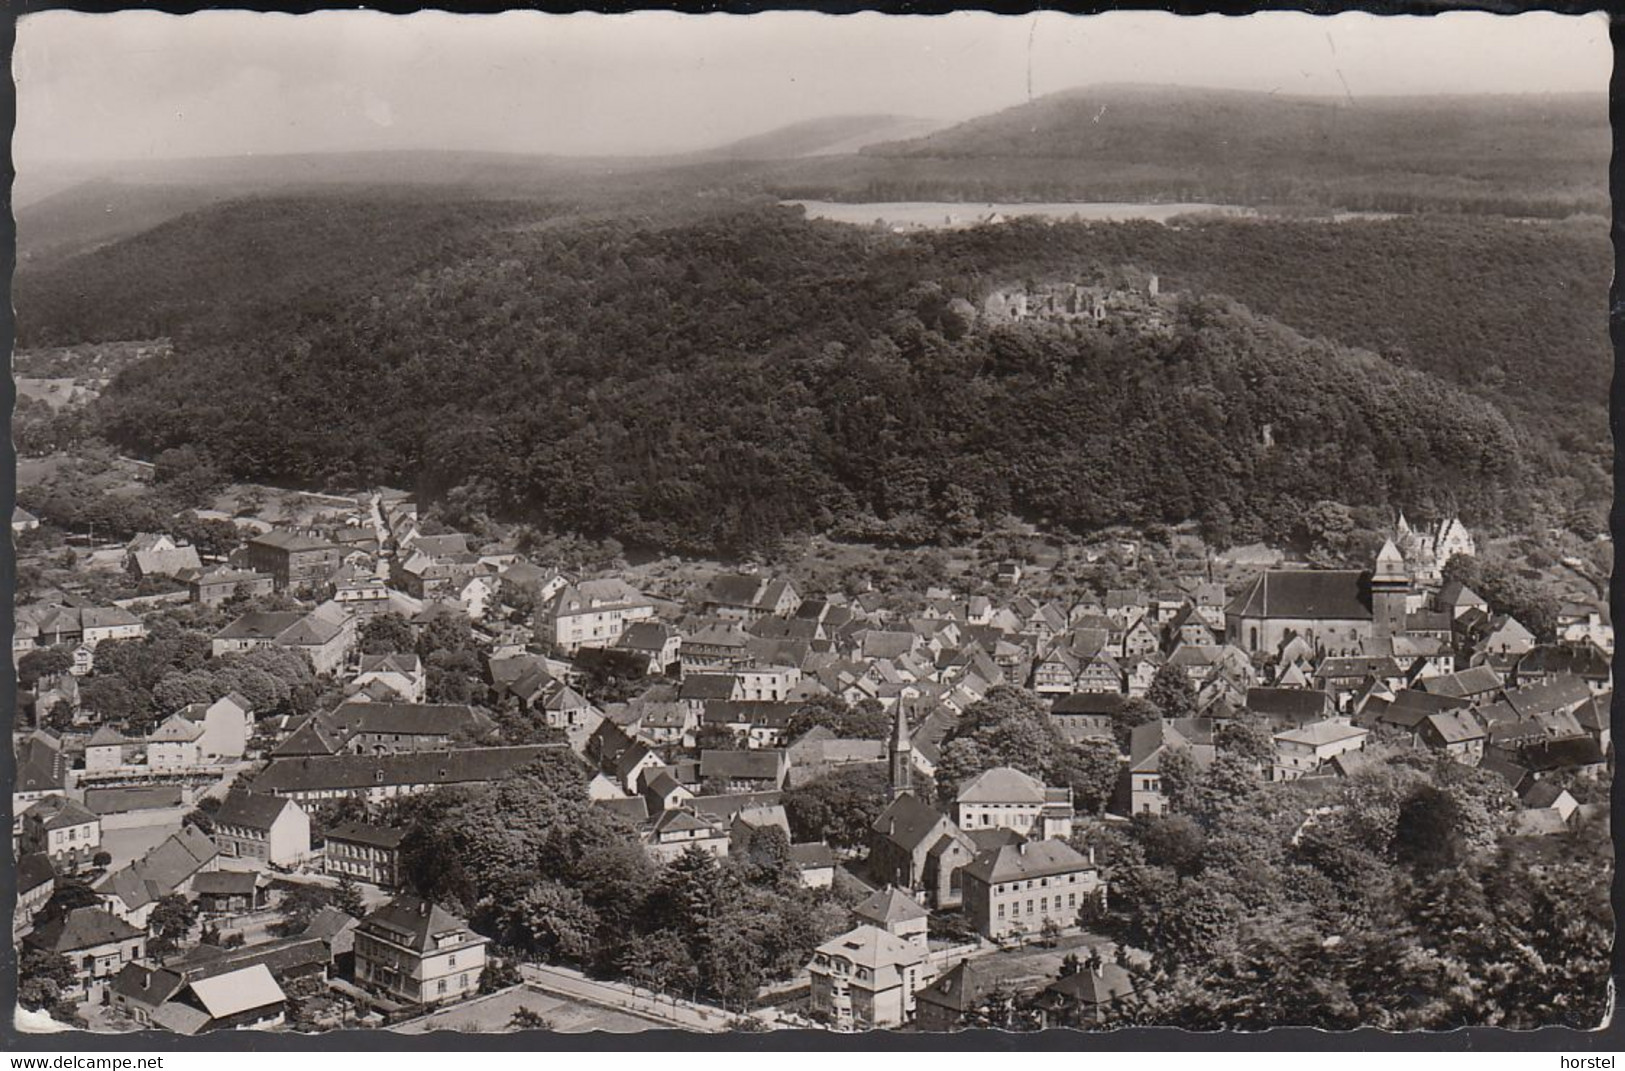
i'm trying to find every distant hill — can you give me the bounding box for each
[694,115,945,160]
[13,150,705,266]
[761,84,1609,217]
[18,180,249,263]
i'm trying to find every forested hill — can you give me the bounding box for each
[22,198,1550,555]
[777,85,1608,217]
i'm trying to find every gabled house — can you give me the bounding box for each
[1036,962,1140,1028]
[213,792,312,867]
[1124,719,1214,816]
[95,825,220,927]
[703,574,801,622]
[954,767,1073,841]
[615,621,681,675]
[179,692,254,762]
[128,541,203,580]
[354,895,488,1007]
[349,653,426,704]
[25,907,146,1002]
[15,853,56,939]
[20,796,102,872]
[148,711,207,771]
[1418,710,1488,765]
[1273,720,1369,781]
[192,871,269,916]
[151,963,289,1035]
[644,808,730,863]
[13,733,69,815]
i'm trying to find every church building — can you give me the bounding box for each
[1225,540,1413,659]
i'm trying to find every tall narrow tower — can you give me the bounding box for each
[1371,539,1411,640]
[889,705,913,799]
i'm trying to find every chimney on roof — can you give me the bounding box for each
[419,901,430,917]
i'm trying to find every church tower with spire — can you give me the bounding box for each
[1371,539,1411,640]
[888,705,913,799]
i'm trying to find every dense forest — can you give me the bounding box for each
[15,196,1603,556]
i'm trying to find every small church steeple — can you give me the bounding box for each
[889,705,913,799]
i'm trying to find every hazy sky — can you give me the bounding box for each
[14,10,1611,165]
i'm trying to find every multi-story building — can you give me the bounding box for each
[147,712,207,771]
[20,796,102,872]
[323,822,406,887]
[679,623,754,677]
[536,579,656,654]
[703,574,801,622]
[953,767,1074,841]
[1272,720,1370,781]
[960,840,1104,941]
[244,530,345,592]
[189,567,275,608]
[212,792,312,867]
[807,924,929,1030]
[734,664,802,702]
[354,895,488,1007]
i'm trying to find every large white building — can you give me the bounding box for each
[808,924,929,1031]
[535,579,656,654]
[1273,720,1370,781]
[953,766,1074,841]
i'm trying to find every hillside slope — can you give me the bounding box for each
[694,115,944,160]
[33,200,1548,555]
[767,84,1609,216]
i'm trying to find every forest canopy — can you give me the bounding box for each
[16,199,1604,556]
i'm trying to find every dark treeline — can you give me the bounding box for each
[16,199,1596,555]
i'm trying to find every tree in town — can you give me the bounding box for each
[781,763,889,850]
[783,694,891,740]
[334,874,366,918]
[1146,664,1198,721]
[357,613,417,656]
[18,647,74,690]
[1112,696,1163,750]
[147,893,200,959]
[1055,738,1124,815]
[17,948,77,1011]
[273,884,336,937]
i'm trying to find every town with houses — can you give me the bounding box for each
[8,477,1613,1035]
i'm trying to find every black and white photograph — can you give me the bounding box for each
[6,7,1614,1041]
